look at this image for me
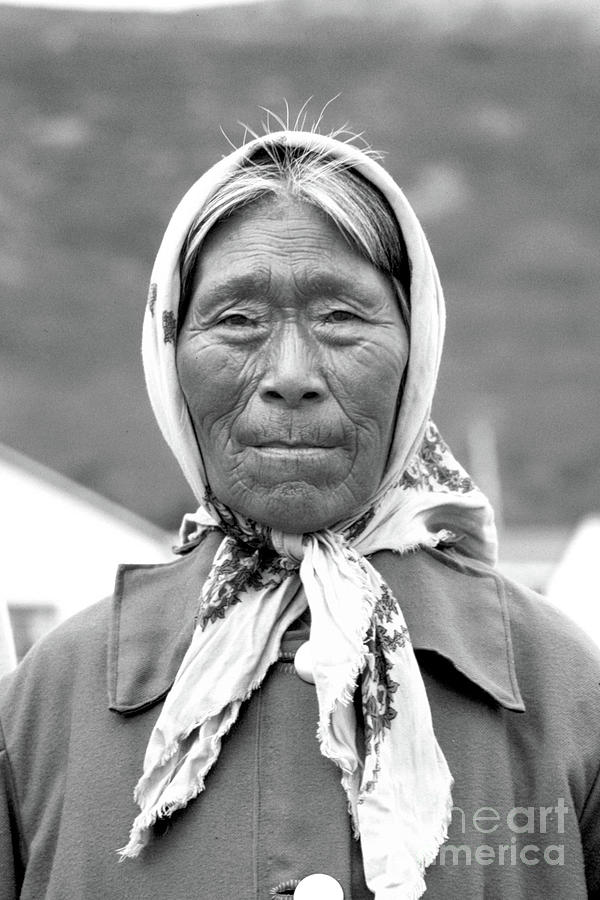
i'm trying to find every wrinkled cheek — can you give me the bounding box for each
[177,343,252,451]
[330,389,401,498]
[334,380,400,452]
[192,416,249,502]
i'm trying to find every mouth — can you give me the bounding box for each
[237,414,344,452]
[251,443,337,460]
[237,436,348,487]
[254,440,335,450]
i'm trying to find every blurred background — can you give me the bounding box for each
[1,0,599,663]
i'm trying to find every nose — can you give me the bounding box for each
[259,324,327,407]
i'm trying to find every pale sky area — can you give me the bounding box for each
[1,0,598,15]
[1,0,279,8]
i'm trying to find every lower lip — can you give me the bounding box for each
[253,446,335,459]
[245,446,343,485]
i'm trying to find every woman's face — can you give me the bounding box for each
[177,196,409,534]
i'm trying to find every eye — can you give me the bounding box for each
[324,309,361,323]
[219,313,254,327]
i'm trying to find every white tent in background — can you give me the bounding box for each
[545,516,600,647]
[0,443,173,664]
[0,597,17,677]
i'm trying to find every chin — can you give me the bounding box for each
[241,484,343,535]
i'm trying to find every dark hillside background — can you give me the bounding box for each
[2,1,599,530]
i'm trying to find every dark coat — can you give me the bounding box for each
[1,535,600,899]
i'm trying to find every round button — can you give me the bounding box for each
[294,641,315,684]
[294,873,344,899]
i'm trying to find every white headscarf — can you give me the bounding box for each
[120,132,497,900]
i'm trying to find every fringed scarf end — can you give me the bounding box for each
[420,777,454,872]
[401,874,428,900]
[119,778,206,860]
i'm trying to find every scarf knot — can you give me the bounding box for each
[270,530,306,562]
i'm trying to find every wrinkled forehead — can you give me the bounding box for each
[185,198,406,327]
[178,153,412,333]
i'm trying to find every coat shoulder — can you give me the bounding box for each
[499,566,600,682]
[457,552,600,758]
[434,547,600,678]
[0,596,110,711]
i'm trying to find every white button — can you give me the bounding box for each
[294,641,315,684]
[294,873,344,899]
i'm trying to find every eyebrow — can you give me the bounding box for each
[198,273,271,304]
[199,270,373,304]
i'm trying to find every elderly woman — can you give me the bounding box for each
[1,130,599,900]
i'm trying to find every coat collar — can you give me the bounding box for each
[107,536,524,715]
[374,546,525,712]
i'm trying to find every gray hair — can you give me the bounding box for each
[179,141,411,330]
